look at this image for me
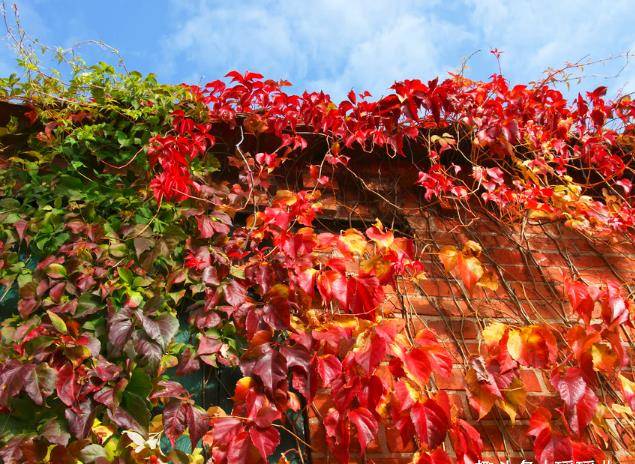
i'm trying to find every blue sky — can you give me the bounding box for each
[2,0,635,101]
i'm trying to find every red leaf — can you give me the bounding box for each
[55,363,78,407]
[185,404,210,447]
[456,253,483,292]
[24,363,56,406]
[365,221,394,248]
[410,397,450,449]
[345,275,384,319]
[151,380,189,400]
[533,430,572,464]
[227,430,252,464]
[107,307,134,353]
[551,368,598,435]
[361,338,388,375]
[571,440,605,462]
[14,219,28,242]
[224,280,247,307]
[449,419,483,464]
[551,368,586,409]
[601,281,629,328]
[414,448,452,464]
[64,400,95,439]
[316,354,342,385]
[295,268,317,296]
[252,347,287,394]
[404,330,452,387]
[210,416,243,444]
[528,407,552,437]
[249,426,280,460]
[163,398,188,446]
[0,361,29,406]
[349,407,378,454]
[197,215,215,239]
[323,408,350,464]
[317,270,347,308]
[564,279,595,324]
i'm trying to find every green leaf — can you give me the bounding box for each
[46,310,67,333]
[45,263,67,279]
[126,368,153,398]
[122,391,151,428]
[79,444,107,463]
[118,267,133,284]
[109,242,127,257]
[76,293,103,316]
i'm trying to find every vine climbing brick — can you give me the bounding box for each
[300,165,635,463]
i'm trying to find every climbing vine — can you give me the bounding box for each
[0,32,634,464]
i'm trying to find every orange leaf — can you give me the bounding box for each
[366,219,394,249]
[507,325,557,368]
[456,254,483,292]
[438,245,458,272]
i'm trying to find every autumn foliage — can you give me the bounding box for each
[0,57,634,464]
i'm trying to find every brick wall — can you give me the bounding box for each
[302,162,635,463]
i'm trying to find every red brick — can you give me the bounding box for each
[418,279,457,298]
[479,423,507,451]
[488,248,523,265]
[409,297,440,316]
[571,254,608,268]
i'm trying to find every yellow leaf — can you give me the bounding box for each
[482,322,507,346]
[159,354,178,375]
[338,228,367,256]
[465,368,496,419]
[104,436,120,461]
[612,403,634,417]
[620,374,635,396]
[591,343,618,372]
[245,212,265,229]
[506,326,557,368]
[188,449,205,464]
[499,378,527,424]
[92,418,116,442]
[46,310,67,334]
[360,255,392,282]
[462,240,482,255]
[506,329,522,361]
[233,377,255,403]
[497,399,518,423]
[149,414,164,434]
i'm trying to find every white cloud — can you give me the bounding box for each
[465,0,635,90]
[163,0,635,99]
[162,0,471,99]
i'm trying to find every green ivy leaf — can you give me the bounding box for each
[45,263,67,279]
[46,310,67,334]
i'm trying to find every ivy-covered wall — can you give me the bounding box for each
[1,59,635,464]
